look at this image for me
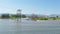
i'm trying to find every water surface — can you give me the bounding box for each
[0,19,60,34]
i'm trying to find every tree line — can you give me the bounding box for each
[0,14,26,19]
[0,14,60,20]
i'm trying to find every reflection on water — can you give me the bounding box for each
[0,19,60,34]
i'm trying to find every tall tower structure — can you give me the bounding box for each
[17,9,22,23]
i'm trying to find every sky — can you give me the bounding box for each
[0,0,60,15]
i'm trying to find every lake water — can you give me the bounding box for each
[0,19,60,34]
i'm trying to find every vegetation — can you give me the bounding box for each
[0,14,26,19]
[29,15,60,20]
[0,13,60,20]
[0,9,60,20]
[1,14,10,19]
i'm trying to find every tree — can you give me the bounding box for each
[1,14,10,18]
[11,14,26,18]
[56,16,58,18]
[11,14,17,18]
[29,14,38,20]
[22,15,26,18]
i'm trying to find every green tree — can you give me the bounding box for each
[1,14,10,19]
[22,15,26,18]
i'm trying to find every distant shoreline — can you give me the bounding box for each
[0,18,60,20]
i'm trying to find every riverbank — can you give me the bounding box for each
[30,17,60,20]
[0,18,60,20]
